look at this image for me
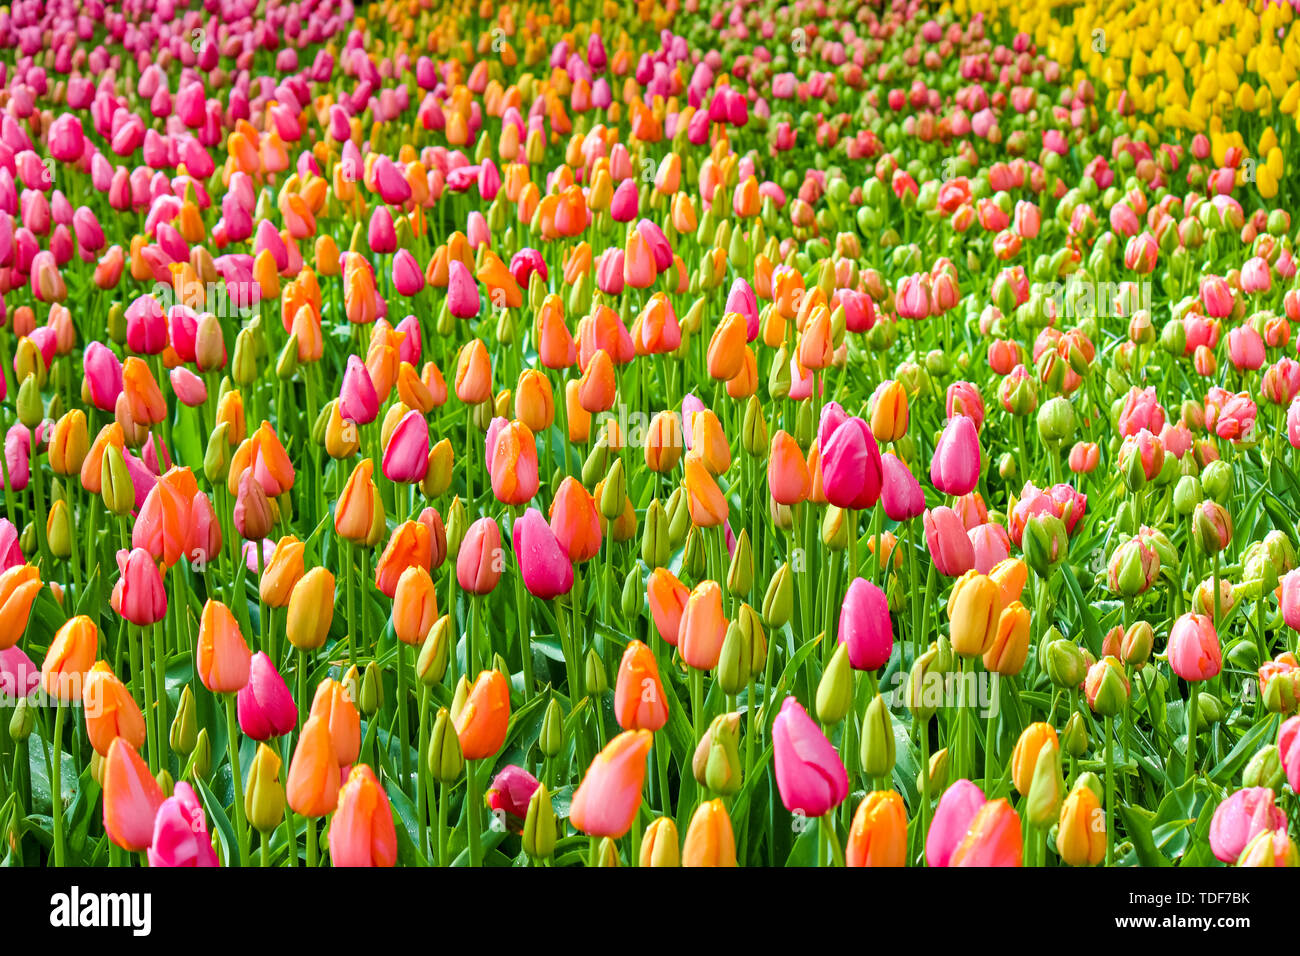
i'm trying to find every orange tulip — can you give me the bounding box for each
[647,567,690,646]
[613,640,668,731]
[565,379,591,442]
[454,338,493,405]
[336,458,378,542]
[870,380,909,443]
[690,409,731,475]
[40,615,98,702]
[577,348,617,414]
[679,580,728,670]
[683,452,728,528]
[103,738,165,851]
[644,410,684,473]
[768,430,810,505]
[120,356,167,426]
[846,790,908,866]
[1011,722,1059,796]
[393,566,439,646]
[286,714,340,818]
[453,669,511,760]
[515,369,555,433]
[570,729,653,838]
[726,346,758,399]
[489,419,540,506]
[0,564,41,650]
[83,661,147,757]
[311,678,362,767]
[707,312,747,381]
[798,309,834,371]
[196,599,251,694]
[374,520,432,598]
[549,476,602,562]
[330,763,398,867]
[682,798,738,866]
[259,535,305,607]
[536,294,576,369]
[80,422,125,495]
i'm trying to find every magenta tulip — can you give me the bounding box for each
[881,451,925,521]
[146,781,219,867]
[930,414,981,496]
[382,409,430,484]
[837,578,893,671]
[237,652,298,741]
[820,416,883,510]
[772,697,848,818]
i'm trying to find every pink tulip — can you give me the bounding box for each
[112,547,167,626]
[837,578,892,671]
[447,259,479,318]
[0,519,18,572]
[0,645,38,700]
[1281,569,1300,632]
[969,523,1011,574]
[1167,613,1222,682]
[457,516,502,594]
[169,366,207,406]
[147,781,219,867]
[926,778,986,867]
[610,179,638,222]
[382,410,430,484]
[820,416,883,510]
[392,248,424,297]
[930,414,981,496]
[1241,256,1271,294]
[339,354,379,426]
[487,765,541,823]
[1279,716,1300,792]
[511,507,574,599]
[924,506,975,577]
[83,341,124,412]
[772,697,848,818]
[0,426,28,491]
[881,451,925,521]
[367,206,396,254]
[1227,325,1265,371]
[1209,788,1287,863]
[237,651,298,741]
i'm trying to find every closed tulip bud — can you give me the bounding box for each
[522,784,557,860]
[170,684,197,756]
[45,501,71,558]
[16,375,42,429]
[620,566,640,620]
[1193,501,1232,555]
[100,444,135,516]
[9,697,34,740]
[681,526,707,580]
[1122,621,1154,668]
[743,395,769,458]
[859,693,896,779]
[358,661,383,716]
[1173,475,1202,516]
[1061,711,1089,758]
[1243,745,1286,790]
[594,837,621,867]
[584,648,608,696]
[665,486,690,547]
[917,747,949,796]
[762,562,794,629]
[726,529,753,597]
[716,621,749,696]
[816,643,854,725]
[428,707,465,783]
[641,500,669,568]
[1201,460,1232,503]
[415,615,452,687]
[1036,396,1076,447]
[1046,639,1087,689]
[245,743,285,833]
[581,436,610,487]
[539,697,565,759]
[1023,513,1068,578]
[1084,656,1129,716]
[49,410,88,475]
[904,644,942,724]
[1012,723,1059,796]
[598,459,626,521]
[984,601,1031,675]
[694,712,742,796]
[640,817,680,867]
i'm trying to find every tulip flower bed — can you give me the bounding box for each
[4,0,1300,872]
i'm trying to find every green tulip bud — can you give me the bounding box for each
[428,707,465,784]
[16,374,43,429]
[762,562,795,630]
[717,622,750,697]
[665,487,690,548]
[727,529,753,597]
[1061,711,1089,757]
[584,648,608,696]
[641,499,669,568]
[1046,639,1087,689]
[1200,459,1232,503]
[1023,513,1068,577]
[186,729,212,782]
[9,697,35,740]
[692,712,742,796]
[581,434,610,489]
[539,697,565,759]
[170,685,198,756]
[681,525,708,580]
[522,783,557,860]
[204,421,232,483]
[904,644,942,724]
[742,395,769,458]
[917,746,949,795]
[1243,745,1286,790]
[1026,740,1063,828]
[816,643,854,725]
[417,616,452,686]
[101,444,136,516]
[859,693,896,779]
[1036,396,1075,447]
[599,458,626,521]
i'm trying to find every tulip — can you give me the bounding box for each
[147,782,218,867]
[237,652,297,741]
[837,578,893,671]
[196,600,251,694]
[926,779,987,867]
[950,798,1022,866]
[1167,613,1222,682]
[1209,788,1287,863]
[820,416,883,509]
[103,738,165,853]
[0,564,41,650]
[453,670,510,760]
[679,580,728,671]
[570,729,653,838]
[41,615,98,702]
[681,799,737,867]
[287,714,341,819]
[846,790,908,867]
[487,765,542,824]
[457,517,503,595]
[511,507,574,599]
[331,764,398,867]
[772,697,848,818]
[613,640,668,731]
[286,567,336,651]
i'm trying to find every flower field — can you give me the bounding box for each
[2,0,1300,869]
